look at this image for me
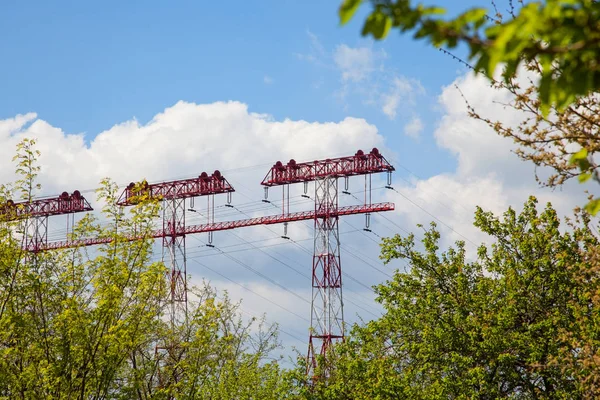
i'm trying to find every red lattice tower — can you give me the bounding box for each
[29,150,395,383]
[117,171,235,328]
[261,148,395,378]
[0,191,93,266]
[118,171,234,388]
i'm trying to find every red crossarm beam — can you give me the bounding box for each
[38,202,394,251]
[261,148,394,187]
[0,191,93,221]
[117,171,234,205]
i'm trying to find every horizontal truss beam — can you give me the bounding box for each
[261,148,394,187]
[1,192,93,220]
[118,172,234,205]
[37,202,394,251]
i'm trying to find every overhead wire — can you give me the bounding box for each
[192,256,309,323]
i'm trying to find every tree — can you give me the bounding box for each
[0,139,290,399]
[303,197,600,399]
[339,0,600,115]
[340,1,600,213]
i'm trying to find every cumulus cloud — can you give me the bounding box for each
[403,116,424,139]
[333,44,381,82]
[0,101,388,356]
[0,101,383,196]
[382,71,586,257]
[1,74,589,357]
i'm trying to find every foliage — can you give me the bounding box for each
[0,139,289,399]
[339,0,600,115]
[303,197,600,399]
[460,58,600,214]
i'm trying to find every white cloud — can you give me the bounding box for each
[333,44,380,82]
[403,116,423,138]
[296,34,425,122]
[381,76,425,120]
[0,101,384,197]
[381,70,586,255]
[263,75,274,85]
[0,101,389,358]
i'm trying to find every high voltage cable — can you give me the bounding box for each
[186,238,381,320]
[220,185,389,316]
[228,197,387,292]
[213,245,309,306]
[386,154,474,216]
[211,293,307,345]
[193,258,310,323]
[386,186,477,246]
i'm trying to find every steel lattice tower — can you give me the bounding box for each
[307,176,344,376]
[162,196,188,328]
[1,191,93,266]
[20,149,395,385]
[117,172,235,389]
[260,148,395,379]
[118,173,234,330]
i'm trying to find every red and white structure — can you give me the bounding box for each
[261,148,395,377]
[1,191,93,254]
[12,148,395,380]
[117,171,235,328]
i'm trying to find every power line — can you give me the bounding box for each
[193,258,310,323]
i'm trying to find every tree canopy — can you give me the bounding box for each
[339,0,600,115]
[340,0,600,213]
[302,197,600,399]
[0,139,291,399]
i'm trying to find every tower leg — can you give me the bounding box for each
[156,197,187,389]
[307,176,344,379]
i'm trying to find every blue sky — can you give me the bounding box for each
[0,0,487,178]
[3,1,580,360]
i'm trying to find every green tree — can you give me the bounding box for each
[340,1,600,213]
[304,197,600,399]
[339,0,600,114]
[0,139,290,399]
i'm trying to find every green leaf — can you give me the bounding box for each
[339,0,362,25]
[570,148,588,164]
[361,11,392,39]
[578,172,592,183]
[585,198,600,215]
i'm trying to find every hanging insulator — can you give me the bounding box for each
[363,213,372,232]
[385,170,394,190]
[282,221,290,240]
[206,231,214,247]
[225,192,233,208]
[342,176,351,195]
[302,181,310,199]
[190,196,195,209]
[262,187,271,203]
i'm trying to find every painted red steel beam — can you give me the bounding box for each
[39,202,395,251]
[0,191,93,221]
[261,148,395,187]
[117,171,234,206]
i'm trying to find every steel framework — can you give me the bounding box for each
[1,191,93,253]
[118,171,234,388]
[13,149,395,383]
[118,171,235,328]
[38,202,394,250]
[261,148,394,378]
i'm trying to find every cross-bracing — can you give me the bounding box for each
[1,148,395,381]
